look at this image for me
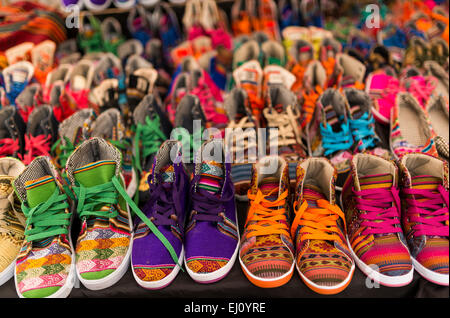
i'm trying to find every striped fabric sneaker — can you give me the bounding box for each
[0,158,25,287]
[224,88,258,201]
[13,157,75,298]
[184,139,239,283]
[342,153,413,287]
[65,138,131,290]
[239,156,295,288]
[399,153,449,286]
[390,92,438,159]
[292,157,354,294]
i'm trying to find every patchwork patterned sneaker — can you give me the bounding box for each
[0,158,25,287]
[399,153,449,286]
[1,61,34,107]
[125,56,158,110]
[132,141,188,289]
[44,64,73,103]
[292,158,354,294]
[31,40,56,86]
[300,60,327,130]
[184,139,239,283]
[239,156,294,288]
[233,60,264,123]
[0,106,26,159]
[288,39,315,91]
[232,40,261,69]
[426,95,449,161]
[390,92,438,159]
[365,68,400,124]
[88,109,136,198]
[22,105,59,166]
[65,59,95,110]
[51,109,96,174]
[332,53,366,89]
[173,94,207,163]
[263,85,306,190]
[423,60,449,100]
[224,88,258,201]
[15,83,44,124]
[100,17,125,55]
[65,138,134,290]
[343,88,391,159]
[342,154,413,287]
[133,94,173,206]
[261,40,286,66]
[307,88,354,189]
[263,64,296,91]
[13,157,75,298]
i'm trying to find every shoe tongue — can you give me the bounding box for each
[259,176,280,200]
[159,165,175,183]
[25,175,57,208]
[323,104,341,131]
[73,160,116,187]
[198,161,224,194]
[411,175,442,190]
[303,184,326,208]
[359,173,393,190]
[349,105,365,120]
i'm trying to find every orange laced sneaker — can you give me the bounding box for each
[301,85,323,129]
[291,158,355,295]
[239,156,295,288]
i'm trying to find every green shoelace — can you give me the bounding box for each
[175,127,204,163]
[134,115,167,172]
[72,175,181,268]
[51,137,77,170]
[22,188,71,242]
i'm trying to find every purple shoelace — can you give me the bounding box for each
[141,171,185,227]
[404,185,449,237]
[191,182,234,223]
[353,186,402,235]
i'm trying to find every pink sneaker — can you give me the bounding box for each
[65,59,95,110]
[365,69,400,125]
[401,67,438,110]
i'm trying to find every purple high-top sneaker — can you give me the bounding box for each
[131,140,189,289]
[184,138,239,284]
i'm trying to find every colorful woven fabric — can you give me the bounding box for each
[198,161,223,194]
[74,160,131,281]
[14,173,73,298]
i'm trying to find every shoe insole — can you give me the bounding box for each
[429,106,449,143]
[399,104,429,147]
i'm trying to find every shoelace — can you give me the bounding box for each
[21,187,71,242]
[191,78,228,126]
[175,127,204,163]
[245,189,289,238]
[405,76,437,106]
[73,175,180,265]
[349,112,379,151]
[264,105,302,147]
[51,137,76,169]
[144,172,185,227]
[191,182,235,223]
[301,86,323,128]
[0,138,19,157]
[321,57,336,81]
[134,115,167,172]
[320,121,353,156]
[353,186,402,235]
[291,199,346,244]
[226,117,258,162]
[247,92,264,119]
[291,63,307,92]
[404,185,449,237]
[20,134,51,166]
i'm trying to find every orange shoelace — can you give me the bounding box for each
[246,188,290,238]
[291,199,346,245]
[246,91,264,122]
[301,85,323,129]
[291,63,307,93]
[321,57,336,83]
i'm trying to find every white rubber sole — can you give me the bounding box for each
[348,236,414,287]
[186,243,239,284]
[0,261,15,287]
[412,257,449,286]
[132,247,184,290]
